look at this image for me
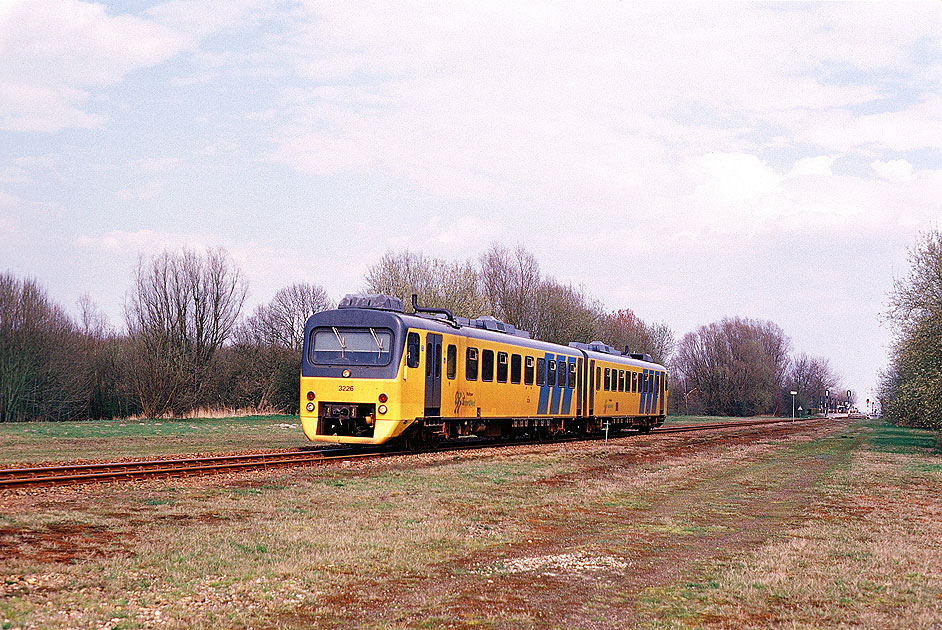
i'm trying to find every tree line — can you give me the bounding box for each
[1,243,847,421]
[879,229,942,429]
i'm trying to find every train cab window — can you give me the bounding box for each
[524,356,534,385]
[511,354,522,384]
[497,352,508,383]
[466,347,479,381]
[568,361,576,388]
[446,344,457,380]
[536,358,546,385]
[604,368,611,391]
[547,360,557,387]
[558,362,567,388]
[596,367,601,390]
[619,370,625,392]
[482,349,494,382]
[406,332,420,368]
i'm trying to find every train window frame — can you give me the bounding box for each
[466,347,478,381]
[446,344,457,380]
[596,367,601,390]
[511,354,522,384]
[619,370,625,392]
[482,349,495,382]
[567,361,576,389]
[632,371,638,393]
[536,358,546,385]
[547,360,557,387]
[558,361,567,388]
[604,367,610,391]
[497,351,508,383]
[524,356,534,385]
[406,332,420,368]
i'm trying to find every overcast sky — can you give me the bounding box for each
[2,1,940,403]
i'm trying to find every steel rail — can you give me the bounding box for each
[0,416,826,489]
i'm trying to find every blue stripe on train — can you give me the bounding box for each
[639,368,649,414]
[560,358,573,414]
[537,352,552,415]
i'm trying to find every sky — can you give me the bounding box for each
[1,1,940,404]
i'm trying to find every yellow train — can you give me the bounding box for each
[300,294,668,448]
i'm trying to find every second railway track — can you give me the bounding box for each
[0,417,828,489]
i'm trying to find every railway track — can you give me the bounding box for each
[0,417,826,489]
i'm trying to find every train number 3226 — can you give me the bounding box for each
[338,385,354,392]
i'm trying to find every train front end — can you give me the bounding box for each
[300,295,415,446]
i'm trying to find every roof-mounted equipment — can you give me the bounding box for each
[338,294,405,312]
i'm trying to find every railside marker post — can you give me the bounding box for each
[604,419,610,442]
[790,391,797,423]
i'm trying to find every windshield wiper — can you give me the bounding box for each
[369,327,385,352]
[332,327,346,358]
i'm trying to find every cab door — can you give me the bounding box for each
[424,333,443,416]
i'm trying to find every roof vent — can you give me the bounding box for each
[338,294,405,312]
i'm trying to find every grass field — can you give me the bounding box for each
[0,415,309,465]
[1,418,939,629]
[0,414,772,466]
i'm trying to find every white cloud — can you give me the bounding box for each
[871,159,916,183]
[0,0,262,132]
[790,156,835,177]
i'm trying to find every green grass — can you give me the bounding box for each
[0,415,307,464]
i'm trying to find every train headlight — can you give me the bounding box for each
[306,391,315,401]
[378,393,388,403]
[306,402,315,412]
[342,369,351,378]
[378,404,388,415]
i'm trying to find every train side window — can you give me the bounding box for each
[619,370,625,392]
[632,371,638,393]
[511,354,522,384]
[596,367,601,390]
[466,347,478,381]
[482,349,494,382]
[536,358,546,385]
[497,352,508,383]
[446,344,457,380]
[604,368,610,391]
[407,332,420,368]
[524,356,534,385]
[567,361,576,388]
[558,361,567,388]
[435,343,442,378]
[547,360,557,387]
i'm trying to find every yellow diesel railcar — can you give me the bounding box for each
[300,295,667,448]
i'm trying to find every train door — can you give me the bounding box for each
[576,357,584,416]
[424,333,442,416]
[588,360,595,416]
[659,371,666,415]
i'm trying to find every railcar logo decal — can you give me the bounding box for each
[454,391,476,415]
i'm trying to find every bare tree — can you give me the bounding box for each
[531,279,604,346]
[785,353,840,415]
[0,273,84,421]
[478,243,542,331]
[237,283,332,351]
[364,250,487,317]
[225,283,333,412]
[597,308,675,366]
[125,248,247,417]
[674,317,791,416]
